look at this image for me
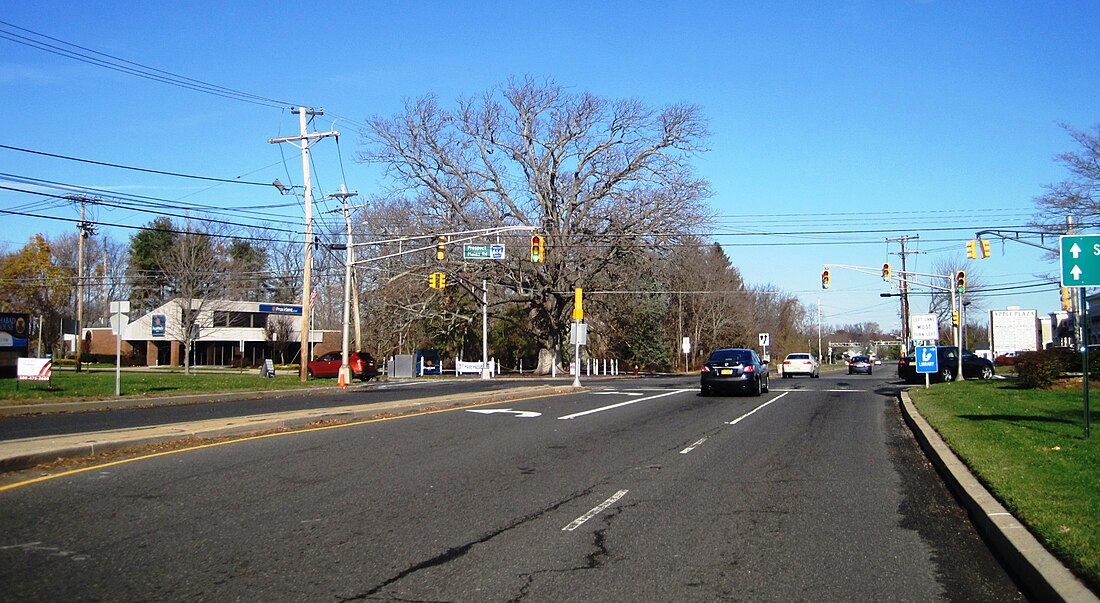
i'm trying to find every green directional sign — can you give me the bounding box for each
[1061,235,1100,286]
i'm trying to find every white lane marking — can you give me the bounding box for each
[557,390,690,420]
[465,409,542,418]
[680,436,708,454]
[825,389,866,392]
[592,391,644,396]
[726,392,790,426]
[562,489,629,531]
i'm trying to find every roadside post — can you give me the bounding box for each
[109,300,129,397]
[1060,235,1096,438]
[572,288,584,387]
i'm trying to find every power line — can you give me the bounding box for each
[0,19,300,109]
[0,144,271,186]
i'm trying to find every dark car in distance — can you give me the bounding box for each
[307,351,381,381]
[700,348,770,396]
[848,355,873,375]
[897,347,995,383]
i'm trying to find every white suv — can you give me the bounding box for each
[782,353,819,378]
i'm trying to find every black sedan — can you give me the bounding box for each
[700,348,770,396]
[897,347,995,383]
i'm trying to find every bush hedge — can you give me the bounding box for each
[1015,347,1100,388]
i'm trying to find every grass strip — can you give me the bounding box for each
[0,368,333,403]
[909,379,1100,589]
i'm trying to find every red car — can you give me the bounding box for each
[307,351,380,381]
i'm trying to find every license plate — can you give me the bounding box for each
[719,369,733,375]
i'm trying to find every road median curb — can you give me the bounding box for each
[0,384,576,474]
[899,390,1098,602]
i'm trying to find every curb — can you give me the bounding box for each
[0,384,576,474]
[899,391,1098,603]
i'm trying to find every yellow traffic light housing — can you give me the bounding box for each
[572,287,584,321]
[435,236,447,261]
[531,234,545,263]
[952,310,959,327]
[966,240,977,259]
[821,269,830,289]
[428,272,446,289]
[980,239,991,259]
[956,270,966,293]
[882,263,891,281]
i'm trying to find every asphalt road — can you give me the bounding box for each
[0,377,565,440]
[0,372,1027,601]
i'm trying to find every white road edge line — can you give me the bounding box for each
[562,489,630,532]
[726,392,790,426]
[680,436,708,454]
[557,389,690,420]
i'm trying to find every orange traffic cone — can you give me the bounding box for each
[338,370,348,388]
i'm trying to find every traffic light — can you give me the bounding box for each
[956,270,966,293]
[966,240,977,259]
[980,239,991,259]
[530,234,545,263]
[821,269,830,289]
[952,310,959,327]
[1061,286,1072,311]
[428,272,446,289]
[572,287,584,321]
[435,236,447,261]
[882,263,891,281]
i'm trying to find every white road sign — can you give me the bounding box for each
[909,313,939,341]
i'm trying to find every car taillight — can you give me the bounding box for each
[783,361,791,365]
[743,365,755,373]
[700,365,711,374]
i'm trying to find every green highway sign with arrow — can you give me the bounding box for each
[1061,235,1100,287]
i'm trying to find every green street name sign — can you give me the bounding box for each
[463,243,506,260]
[1060,235,1100,286]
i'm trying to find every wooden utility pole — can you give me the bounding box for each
[269,107,339,380]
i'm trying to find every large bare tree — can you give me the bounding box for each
[1035,123,1100,231]
[359,77,713,372]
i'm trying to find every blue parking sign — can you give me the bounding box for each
[915,346,938,374]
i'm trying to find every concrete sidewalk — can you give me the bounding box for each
[0,384,573,473]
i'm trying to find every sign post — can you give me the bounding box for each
[1060,236,1093,439]
[109,301,130,397]
[915,345,938,389]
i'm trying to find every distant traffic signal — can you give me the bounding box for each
[821,269,830,289]
[966,240,977,259]
[531,234,545,263]
[436,236,447,261]
[956,270,966,293]
[428,272,446,289]
[882,263,891,281]
[952,310,960,326]
[980,239,991,259]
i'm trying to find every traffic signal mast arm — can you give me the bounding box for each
[348,225,537,266]
[822,263,961,293]
[974,229,1058,254]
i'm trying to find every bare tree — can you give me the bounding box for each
[156,221,226,374]
[360,77,713,373]
[1035,123,1100,231]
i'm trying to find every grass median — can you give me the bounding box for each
[0,367,337,404]
[909,379,1100,590]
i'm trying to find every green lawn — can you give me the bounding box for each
[0,367,335,403]
[909,379,1100,589]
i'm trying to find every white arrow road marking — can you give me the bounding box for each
[680,436,708,454]
[1071,243,1082,258]
[557,389,690,420]
[466,409,542,418]
[1072,265,1083,281]
[562,489,629,531]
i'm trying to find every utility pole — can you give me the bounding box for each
[331,185,358,387]
[67,195,97,372]
[887,235,920,354]
[269,107,339,380]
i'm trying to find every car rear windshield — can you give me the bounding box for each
[852,356,869,362]
[708,350,752,364]
[786,354,810,360]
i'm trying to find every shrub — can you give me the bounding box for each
[1015,350,1067,389]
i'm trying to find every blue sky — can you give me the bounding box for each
[2,1,1098,336]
